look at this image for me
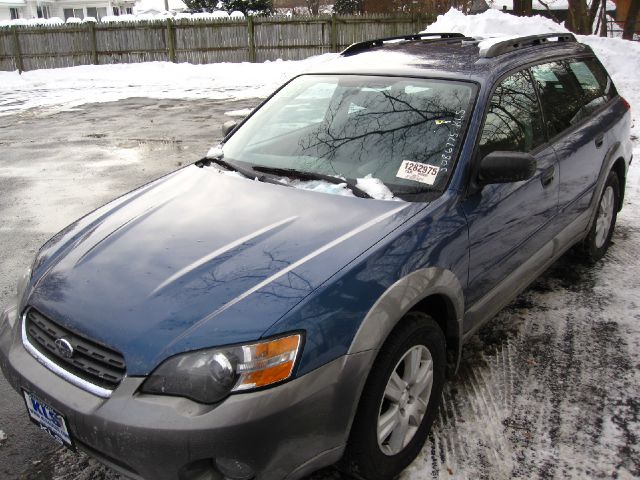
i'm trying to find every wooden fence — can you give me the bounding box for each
[0,14,435,72]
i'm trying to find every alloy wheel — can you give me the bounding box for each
[595,185,615,249]
[377,345,433,456]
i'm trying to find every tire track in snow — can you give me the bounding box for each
[400,229,639,480]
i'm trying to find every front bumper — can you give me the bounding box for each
[0,305,375,480]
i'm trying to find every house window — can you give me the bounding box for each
[37,6,51,19]
[125,7,133,14]
[86,7,108,20]
[63,8,84,20]
[112,6,120,15]
[10,7,19,19]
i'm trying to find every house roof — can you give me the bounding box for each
[0,0,26,5]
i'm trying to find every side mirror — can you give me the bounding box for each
[477,151,537,185]
[222,120,238,138]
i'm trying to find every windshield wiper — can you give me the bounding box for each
[252,166,372,199]
[196,156,294,187]
[195,156,255,179]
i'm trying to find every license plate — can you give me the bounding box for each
[23,390,73,449]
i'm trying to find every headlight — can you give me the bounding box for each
[140,333,303,404]
[16,267,32,305]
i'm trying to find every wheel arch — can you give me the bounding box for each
[348,267,464,377]
[611,156,626,211]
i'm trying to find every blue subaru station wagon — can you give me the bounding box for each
[0,32,632,480]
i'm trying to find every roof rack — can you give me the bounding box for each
[341,32,469,56]
[480,33,577,58]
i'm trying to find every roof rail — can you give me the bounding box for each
[341,32,468,56]
[480,33,577,58]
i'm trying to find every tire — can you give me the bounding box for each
[580,170,620,262]
[341,312,446,480]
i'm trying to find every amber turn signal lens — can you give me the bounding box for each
[233,334,301,391]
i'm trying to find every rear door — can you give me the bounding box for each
[531,58,615,226]
[462,68,559,329]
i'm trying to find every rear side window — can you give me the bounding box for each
[530,61,584,136]
[532,58,617,137]
[572,57,616,99]
[478,69,545,158]
[567,58,612,119]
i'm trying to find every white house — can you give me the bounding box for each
[0,0,143,21]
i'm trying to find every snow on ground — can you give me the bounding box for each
[0,54,337,117]
[224,108,254,117]
[0,430,6,442]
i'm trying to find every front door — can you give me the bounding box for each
[462,68,559,333]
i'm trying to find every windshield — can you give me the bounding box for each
[220,75,476,201]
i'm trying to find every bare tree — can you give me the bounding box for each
[623,0,640,39]
[306,0,320,14]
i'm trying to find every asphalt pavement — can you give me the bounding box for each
[1,98,638,480]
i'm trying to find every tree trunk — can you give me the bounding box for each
[600,0,608,36]
[513,0,533,16]
[588,0,601,28]
[567,0,591,34]
[623,0,640,39]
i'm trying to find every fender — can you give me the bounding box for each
[347,267,464,372]
[584,140,624,236]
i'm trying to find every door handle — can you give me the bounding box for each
[541,165,555,187]
[595,133,604,148]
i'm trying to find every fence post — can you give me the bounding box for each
[247,16,256,63]
[166,18,176,63]
[88,22,98,65]
[330,14,338,52]
[11,26,23,73]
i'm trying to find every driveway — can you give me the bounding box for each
[0,99,638,480]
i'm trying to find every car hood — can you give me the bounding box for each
[26,166,417,374]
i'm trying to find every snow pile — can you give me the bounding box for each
[0,17,64,27]
[422,8,640,140]
[356,174,397,200]
[0,430,6,443]
[0,54,337,116]
[281,176,401,200]
[284,179,356,197]
[421,8,566,37]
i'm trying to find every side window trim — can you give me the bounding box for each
[528,64,553,144]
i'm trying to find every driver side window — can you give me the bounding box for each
[478,70,545,159]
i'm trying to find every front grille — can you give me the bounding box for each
[25,309,126,389]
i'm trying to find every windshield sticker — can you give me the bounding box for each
[438,109,466,174]
[396,161,440,185]
[435,119,451,125]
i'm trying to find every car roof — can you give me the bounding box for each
[305,33,595,87]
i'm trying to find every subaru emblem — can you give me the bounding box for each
[55,338,74,359]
